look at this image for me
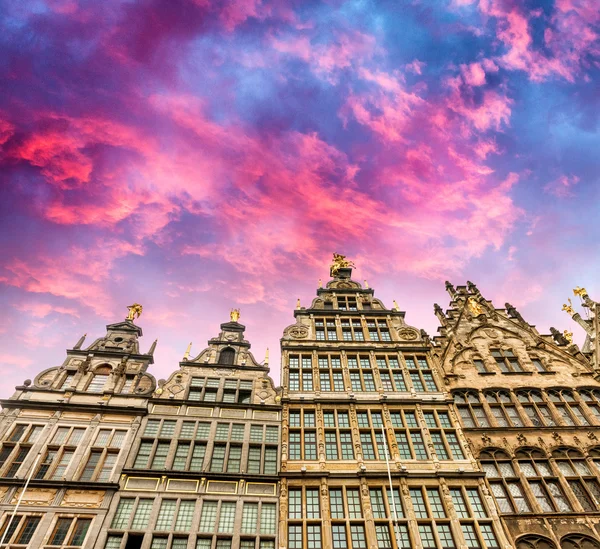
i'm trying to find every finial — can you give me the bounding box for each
[330,253,356,277]
[563,330,573,344]
[364,280,369,289]
[230,308,240,322]
[467,281,478,293]
[126,303,143,321]
[148,339,157,355]
[183,342,192,360]
[445,281,456,297]
[562,299,575,316]
[574,286,588,297]
[265,348,269,365]
[393,300,399,311]
[73,333,87,350]
[296,299,301,310]
[318,279,322,289]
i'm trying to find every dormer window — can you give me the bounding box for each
[491,349,523,373]
[219,347,235,365]
[88,367,111,393]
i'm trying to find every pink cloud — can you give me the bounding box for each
[543,175,580,197]
[479,0,599,82]
[405,60,425,75]
[15,302,80,318]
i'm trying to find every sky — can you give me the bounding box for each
[0,0,598,392]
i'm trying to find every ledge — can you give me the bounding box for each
[0,478,120,490]
[0,399,147,415]
[121,469,279,483]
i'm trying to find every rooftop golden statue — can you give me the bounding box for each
[573,286,588,297]
[562,299,575,316]
[230,308,241,322]
[126,303,143,321]
[330,253,356,277]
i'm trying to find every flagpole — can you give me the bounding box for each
[0,453,42,547]
[382,425,402,549]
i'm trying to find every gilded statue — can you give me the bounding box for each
[467,296,485,316]
[230,308,241,322]
[562,299,575,316]
[330,253,356,277]
[126,303,143,321]
[573,286,588,297]
[563,330,574,344]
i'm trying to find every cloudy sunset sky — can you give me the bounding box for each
[0,0,598,390]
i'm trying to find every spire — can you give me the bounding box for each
[183,342,192,361]
[264,348,269,366]
[73,333,87,350]
[445,281,456,298]
[148,339,157,355]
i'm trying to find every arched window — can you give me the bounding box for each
[552,448,600,511]
[515,448,571,513]
[485,390,523,427]
[454,390,489,428]
[88,366,111,393]
[547,389,590,426]
[562,535,600,549]
[480,448,531,513]
[516,535,557,549]
[219,347,235,365]
[516,390,555,427]
[578,390,600,422]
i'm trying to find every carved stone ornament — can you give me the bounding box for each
[214,369,236,376]
[516,433,527,445]
[588,432,598,441]
[397,328,419,340]
[483,329,500,339]
[552,432,563,444]
[288,326,309,339]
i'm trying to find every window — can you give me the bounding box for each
[337,296,358,311]
[0,514,41,545]
[405,356,438,391]
[449,487,497,548]
[485,391,524,428]
[288,355,314,392]
[423,410,464,460]
[365,319,391,341]
[323,410,354,460]
[516,448,571,513]
[454,391,490,428]
[347,355,377,392]
[288,409,317,460]
[220,347,235,365]
[387,409,429,460]
[47,517,91,546]
[516,390,555,427]
[339,318,365,341]
[318,355,344,392]
[187,377,221,401]
[60,373,75,390]
[491,349,523,373]
[554,447,600,512]
[1,424,45,478]
[79,429,124,481]
[315,317,338,341]
[377,356,407,392]
[548,390,590,426]
[481,448,531,513]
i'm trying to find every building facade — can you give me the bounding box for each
[98,314,280,549]
[2,266,600,549]
[436,282,600,549]
[278,258,508,549]
[0,312,156,548]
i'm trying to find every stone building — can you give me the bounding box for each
[0,307,156,548]
[435,282,600,549]
[99,312,280,549]
[278,257,508,549]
